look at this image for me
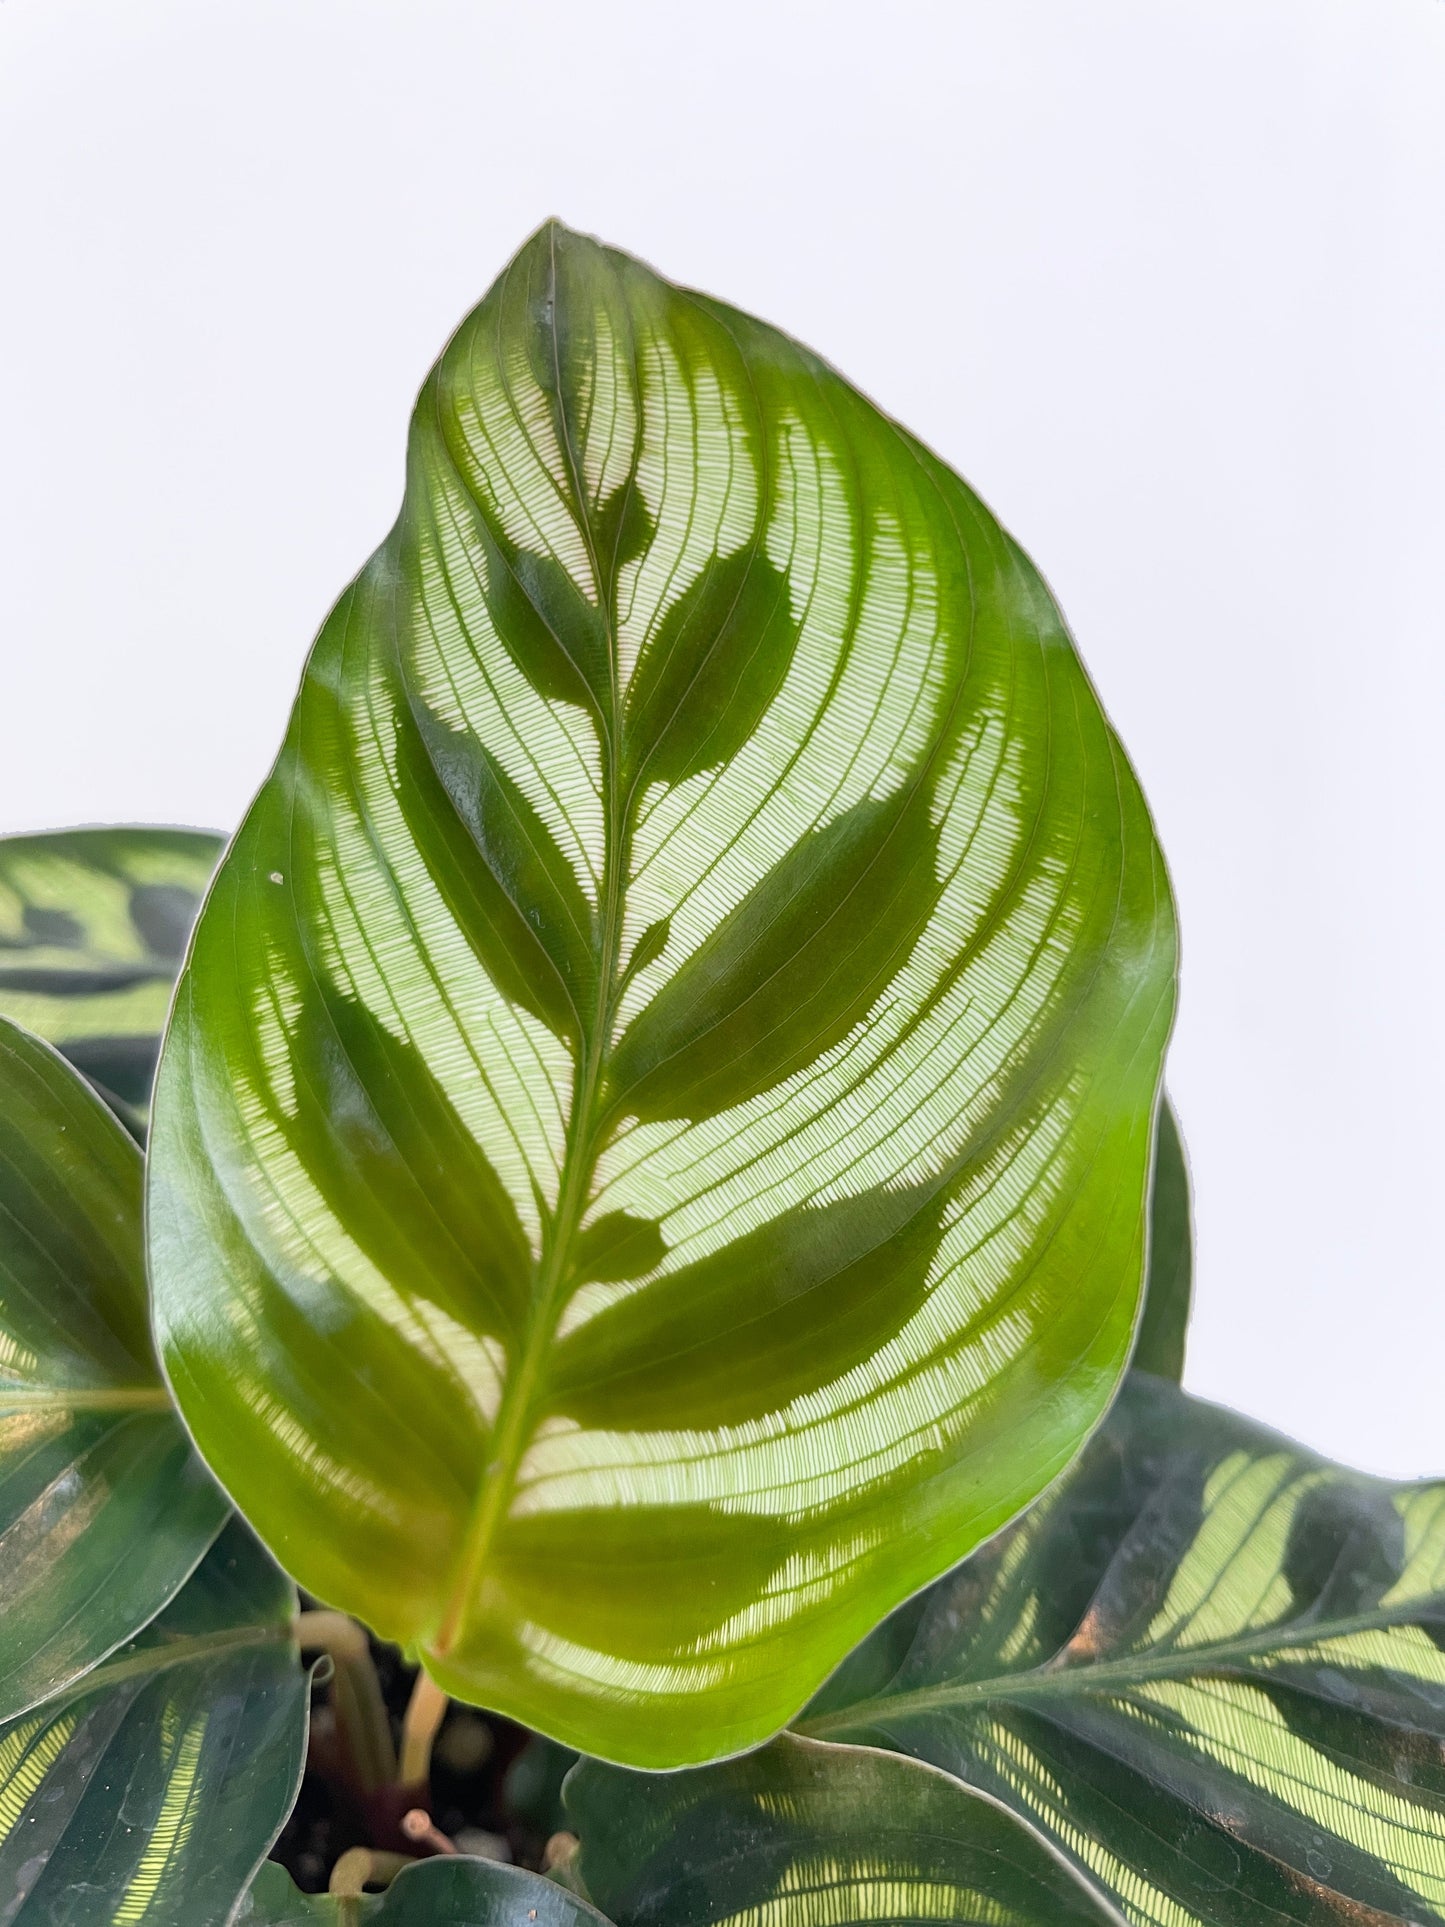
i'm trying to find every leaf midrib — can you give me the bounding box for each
[431,236,637,1659]
[0,1384,172,1414]
[13,1623,292,1728]
[793,1601,1441,1737]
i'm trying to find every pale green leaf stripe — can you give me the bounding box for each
[568,1733,1123,1925]
[0,827,223,1124]
[149,221,1177,1765]
[799,1376,1445,1926]
[0,1520,306,1926]
[0,1015,228,1725]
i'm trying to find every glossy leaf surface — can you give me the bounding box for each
[1131,1098,1192,1380]
[240,1858,616,1925]
[148,221,1177,1764]
[799,1375,1445,1926]
[0,1016,227,1722]
[0,826,222,1125]
[568,1733,1118,1925]
[0,1519,306,1925]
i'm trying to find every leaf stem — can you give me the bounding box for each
[329,1847,415,1905]
[295,1610,397,1792]
[398,1669,449,1788]
[401,1807,458,1854]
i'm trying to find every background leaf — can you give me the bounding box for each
[799,1374,1445,1926]
[0,1519,307,1926]
[148,221,1177,1764]
[1131,1097,1192,1380]
[567,1733,1120,1925]
[239,1857,616,1925]
[0,826,222,1127]
[0,1015,227,1723]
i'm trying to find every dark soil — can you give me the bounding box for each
[271,1616,572,1894]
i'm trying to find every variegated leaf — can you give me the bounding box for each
[567,1733,1120,1925]
[0,826,222,1128]
[147,221,1177,1765]
[0,1015,227,1723]
[799,1374,1445,1926]
[0,1520,307,1926]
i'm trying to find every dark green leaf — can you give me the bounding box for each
[0,1519,307,1925]
[0,826,222,1125]
[1131,1096,1192,1379]
[148,221,1177,1765]
[504,1733,579,1837]
[0,1015,228,1723]
[568,1733,1119,1925]
[238,1857,615,1924]
[798,1375,1445,1926]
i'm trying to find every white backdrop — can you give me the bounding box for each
[2,0,1441,1475]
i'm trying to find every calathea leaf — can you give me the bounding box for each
[238,1858,617,1925]
[797,1374,1445,1926]
[0,1015,228,1724]
[0,826,223,1127]
[147,220,1177,1765]
[566,1732,1120,1925]
[1131,1096,1192,1380]
[0,1519,308,1926]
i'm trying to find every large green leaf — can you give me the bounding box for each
[798,1374,1445,1925]
[1131,1097,1192,1380]
[239,1857,617,1925]
[0,1014,228,1723]
[0,826,223,1125]
[567,1733,1119,1924]
[147,220,1177,1765]
[0,1518,307,1925]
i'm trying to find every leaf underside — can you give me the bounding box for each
[0,826,222,1128]
[148,220,1176,1764]
[799,1375,1445,1926]
[0,1520,306,1927]
[0,1015,228,1725]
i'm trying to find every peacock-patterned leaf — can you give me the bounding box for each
[798,1374,1445,1926]
[566,1732,1121,1925]
[0,1519,307,1926]
[147,221,1177,1766]
[0,1015,228,1724]
[0,826,223,1128]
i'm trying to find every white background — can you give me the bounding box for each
[2,0,1442,1475]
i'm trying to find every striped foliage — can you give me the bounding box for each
[798,1375,1445,1925]
[0,1016,227,1724]
[567,1733,1121,1926]
[0,827,222,1128]
[0,1521,306,1926]
[147,221,1176,1765]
